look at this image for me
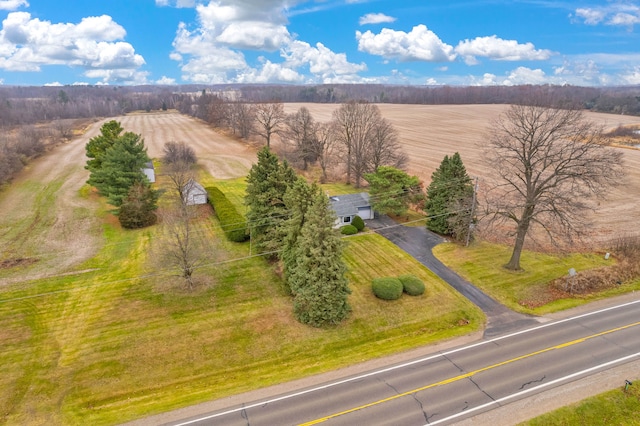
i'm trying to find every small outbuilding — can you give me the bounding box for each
[142,161,156,183]
[183,179,208,206]
[329,192,373,228]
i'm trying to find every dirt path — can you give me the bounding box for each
[0,112,256,286]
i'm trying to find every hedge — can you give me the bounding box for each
[372,277,403,300]
[205,186,248,242]
[340,224,358,235]
[399,274,426,296]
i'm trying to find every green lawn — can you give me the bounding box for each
[433,240,640,315]
[521,384,640,425]
[0,176,484,425]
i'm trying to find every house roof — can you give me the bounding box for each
[183,179,206,194]
[329,192,370,217]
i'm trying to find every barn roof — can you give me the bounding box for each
[329,192,370,217]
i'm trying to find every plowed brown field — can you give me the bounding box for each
[2,106,640,285]
[286,103,640,244]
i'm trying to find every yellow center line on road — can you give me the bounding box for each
[300,320,640,425]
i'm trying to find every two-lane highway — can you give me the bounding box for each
[164,298,640,426]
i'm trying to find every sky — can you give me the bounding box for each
[0,0,639,87]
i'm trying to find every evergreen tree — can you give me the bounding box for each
[245,147,296,258]
[88,132,151,207]
[118,182,158,229]
[290,190,351,327]
[85,120,124,172]
[424,152,474,238]
[281,178,319,295]
[364,166,423,217]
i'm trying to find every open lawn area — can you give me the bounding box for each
[433,241,640,315]
[0,176,483,425]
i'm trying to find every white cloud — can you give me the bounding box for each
[155,0,195,7]
[0,12,146,83]
[455,35,553,65]
[171,0,367,84]
[359,13,396,25]
[503,67,548,85]
[156,76,176,85]
[44,81,62,86]
[356,24,456,62]
[0,0,28,11]
[621,66,640,84]
[282,40,367,83]
[575,4,640,27]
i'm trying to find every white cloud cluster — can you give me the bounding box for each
[170,0,367,84]
[359,13,396,26]
[356,25,456,62]
[575,3,640,27]
[0,0,27,11]
[0,12,146,83]
[455,35,553,65]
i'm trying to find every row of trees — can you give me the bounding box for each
[183,97,407,186]
[245,148,350,327]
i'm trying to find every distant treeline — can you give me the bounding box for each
[1,84,640,128]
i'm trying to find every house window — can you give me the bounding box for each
[344,216,351,223]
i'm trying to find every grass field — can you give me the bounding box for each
[521,383,640,426]
[0,175,483,425]
[433,241,640,315]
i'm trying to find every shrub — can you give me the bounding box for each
[351,215,365,231]
[372,277,403,300]
[205,186,248,242]
[399,274,426,296]
[118,182,158,229]
[340,224,358,235]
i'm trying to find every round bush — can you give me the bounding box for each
[372,277,403,300]
[351,215,365,231]
[340,224,358,235]
[399,274,426,296]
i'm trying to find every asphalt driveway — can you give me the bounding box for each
[366,215,539,337]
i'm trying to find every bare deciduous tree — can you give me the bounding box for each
[333,101,404,187]
[368,118,407,171]
[163,141,197,205]
[227,102,255,139]
[484,102,624,270]
[283,107,317,170]
[311,122,340,183]
[254,102,285,148]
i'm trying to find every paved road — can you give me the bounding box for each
[369,217,538,337]
[157,298,640,426]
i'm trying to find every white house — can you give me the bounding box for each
[183,179,208,205]
[329,192,373,228]
[142,161,155,183]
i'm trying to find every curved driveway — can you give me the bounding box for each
[369,216,539,337]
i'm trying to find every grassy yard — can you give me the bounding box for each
[521,383,640,425]
[433,241,640,315]
[0,177,483,425]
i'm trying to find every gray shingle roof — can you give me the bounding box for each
[329,192,370,217]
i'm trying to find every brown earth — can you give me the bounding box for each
[285,103,640,245]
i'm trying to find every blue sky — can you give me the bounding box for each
[0,0,639,86]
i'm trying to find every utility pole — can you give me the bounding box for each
[465,177,478,247]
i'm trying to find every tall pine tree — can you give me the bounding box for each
[88,132,152,207]
[245,147,296,258]
[424,152,474,239]
[281,178,317,295]
[289,190,351,327]
[85,120,124,172]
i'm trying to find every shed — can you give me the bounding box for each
[183,179,208,205]
[142,161,155,183]
[329,192,373,228]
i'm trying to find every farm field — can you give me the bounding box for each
[285,103,640,244]
[1,105,640,425]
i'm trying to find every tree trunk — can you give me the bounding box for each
[505,219,530,270]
